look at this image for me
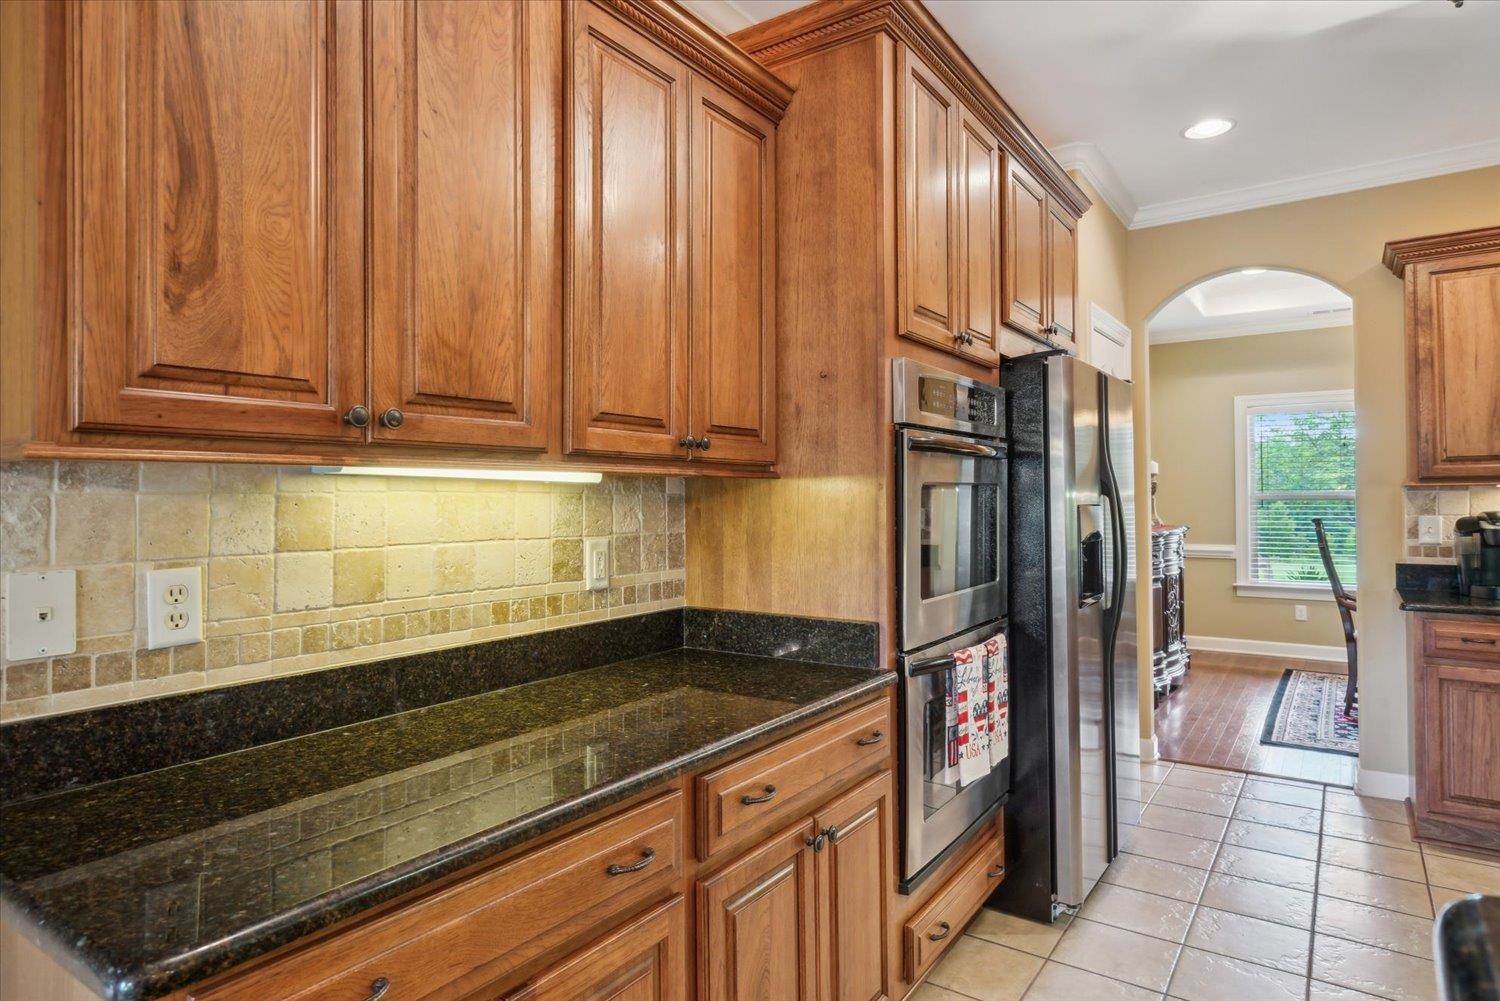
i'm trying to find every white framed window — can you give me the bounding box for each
[1233,390,1356,600]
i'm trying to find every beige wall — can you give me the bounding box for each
[0,462,685,723]
[1126,165,1500,787]
[1073,173,1131,345]
[1149,327,1354,648]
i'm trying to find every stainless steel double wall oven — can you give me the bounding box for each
[893,359,1010,889]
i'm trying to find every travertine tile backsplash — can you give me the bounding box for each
[1403,485,1500,560]
[0,462,685,722]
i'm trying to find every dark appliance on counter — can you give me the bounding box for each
[1457,512,1500,600]
[989,352,1141,922]
[893,359,1011,891]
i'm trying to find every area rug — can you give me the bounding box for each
[1260,669,1358,757]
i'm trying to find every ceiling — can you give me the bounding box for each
[1149,269,1353,343]
[686,0,1500,229]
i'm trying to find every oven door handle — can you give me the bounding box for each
[905,434,1000,459]
[907,653,956,677]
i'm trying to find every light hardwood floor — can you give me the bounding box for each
[1153,652,1358,787]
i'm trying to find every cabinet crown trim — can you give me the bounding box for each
[729,0,1089,218]
[1382,225,1500,276]
[597,0,794,121]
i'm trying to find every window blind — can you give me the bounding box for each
[1246,404,1357,587]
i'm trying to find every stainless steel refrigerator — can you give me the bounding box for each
[989,352,1141,921]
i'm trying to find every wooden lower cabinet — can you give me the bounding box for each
[816,772,895,1001]
[511,897,686,1001]
[1413,614,1500,848]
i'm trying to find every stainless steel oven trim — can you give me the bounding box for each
[897,427,1007,653]
[892,357,1005,439]
[899,619,1010,884]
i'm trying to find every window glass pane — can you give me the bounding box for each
[1251,409,1356,493]
[1245,402,1357,587]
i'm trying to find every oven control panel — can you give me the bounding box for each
[893,358,1005,439]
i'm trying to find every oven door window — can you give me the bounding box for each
[920,483,1001,599]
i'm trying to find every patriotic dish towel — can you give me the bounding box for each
[950,632,1009,786]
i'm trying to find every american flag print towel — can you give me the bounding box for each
[953,632,1008,786]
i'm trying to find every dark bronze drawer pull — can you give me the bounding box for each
[928,921,952,942]
[856,730,884,747]
[362,978,390,1001]
[605,847,656,877]
[741,784,777,805]
[1459,637,1497,645]
[987,864,1005,879]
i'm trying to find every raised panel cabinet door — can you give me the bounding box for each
[73,0,366,441]
[898,48,960,351]
[1046,200,1077,343]
[688,74,777,465]
[1418,657,1500,827]
[815,772,894,1001]
[956,107,1000,367]
[1002,157,1046,339]
[517,897,686,1001]
[569,2,690,459]
[367,0,559,449]
[697,821,819,1001]
[1411,252,1500,480]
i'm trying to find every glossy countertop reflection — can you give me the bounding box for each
[0,649,892,1001]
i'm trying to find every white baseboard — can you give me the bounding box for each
[1187,634,1345,665]
[1140,735,1160,763]
[1355,768,1412,802]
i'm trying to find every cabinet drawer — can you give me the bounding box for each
[695,699,890,860]
[193,792,684,1001]
[505,895,686,1001]
[904,823,1006,982]
[1424,617,1500,664]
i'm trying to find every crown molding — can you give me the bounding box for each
[1382,225,1500,276]
[1131,139,1500,230]
[1051,142,1136,227]
[1149,310,1352,345]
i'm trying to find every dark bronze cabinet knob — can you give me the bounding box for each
[361,978,390,1001]
[679,436,696,449]
[696,436,711,451]
[378,408,405,429]
[343,405,371,428]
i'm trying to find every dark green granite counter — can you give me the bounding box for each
[0,648,892,1001]
[1396,562,1500,617]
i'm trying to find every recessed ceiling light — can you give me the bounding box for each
[1240,267,1267,275]
[1183,118,1235,140]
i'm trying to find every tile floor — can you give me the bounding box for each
[912,760,1496,1001]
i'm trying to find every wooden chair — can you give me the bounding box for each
[1313,518,1358,716]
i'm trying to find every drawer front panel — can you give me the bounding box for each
[696,699,890,860]
[1424,617,1500,664]
[903,825,1006,982]
[194,792,684,1001]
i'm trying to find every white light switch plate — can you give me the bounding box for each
[146,566,203,649]
[584,538,610,591]
[3,570,77,662]
[1417,515,1443,544]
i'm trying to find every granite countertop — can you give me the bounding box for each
[1396,563,1500,617]
[1436,893,1500,1001]
[0,649,893,1001]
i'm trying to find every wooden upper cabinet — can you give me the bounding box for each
[1385,229,1500,482]
[1046,200,1078,343]
[1003,157,1047,340]
[568,3,691,459]
[697,821,819,1001]
[956,108,1001,367]
[367,0,559,449]
[72,0,366,441]
[898,50,960,351]
[688,74,777,465]
[815,772,894,1001]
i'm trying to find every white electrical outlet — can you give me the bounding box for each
[584,538,610,591]
[3,570,77,661]
[146,567,202,649]
[1294,604,1308,622]
[1417,515,1443,544]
